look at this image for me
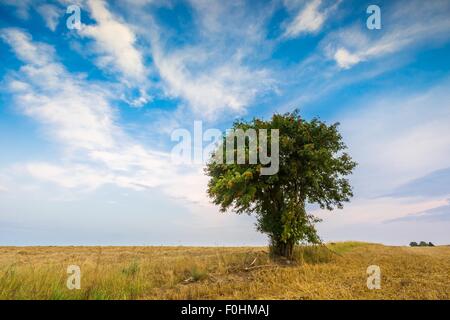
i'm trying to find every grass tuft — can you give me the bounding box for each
[121,261,140,277]
[185,266,208,282]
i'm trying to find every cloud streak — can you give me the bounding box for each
[385,167,450,199]
[283,0,336,38]
[145,1,276,118]
[37,4,61,32]
[324,0,450,69]
[1,28,209,207]
[385,200,450,223]
[80,0,148,87]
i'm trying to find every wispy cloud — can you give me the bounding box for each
[77,0,276,114]
[385,167,450,199]
[24,163,112,190]
[283,0,325,37]
[385,200,450,223]
[1,28,117,150]
[80,0,147,83]
[144,1,276,118]
[283,0,341,38]
[0,28,208,207]
[151,43,273,118]
[340,79,450,197]
[1,0,33,19]
[323,0,450,69]
[37,4,61,32]
[322,78,450,230]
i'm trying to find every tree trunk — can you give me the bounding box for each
[272,239,295,259]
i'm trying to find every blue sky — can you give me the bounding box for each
[0,0,450,246]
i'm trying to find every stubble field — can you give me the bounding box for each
[0,242,448,300]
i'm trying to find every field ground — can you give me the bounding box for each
[0,242,449,299]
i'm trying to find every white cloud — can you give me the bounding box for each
[333,48,361,69]
[37,4,61,32]
[80,0,147,82]
[283,0,327,38]
[0,29,55,66]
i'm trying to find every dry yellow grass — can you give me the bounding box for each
[0,242,448,300]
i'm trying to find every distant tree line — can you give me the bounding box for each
[409,241,435,247]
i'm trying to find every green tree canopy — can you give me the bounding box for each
[205,110,357,258]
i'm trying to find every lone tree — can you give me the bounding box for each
[205,111,357,258]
